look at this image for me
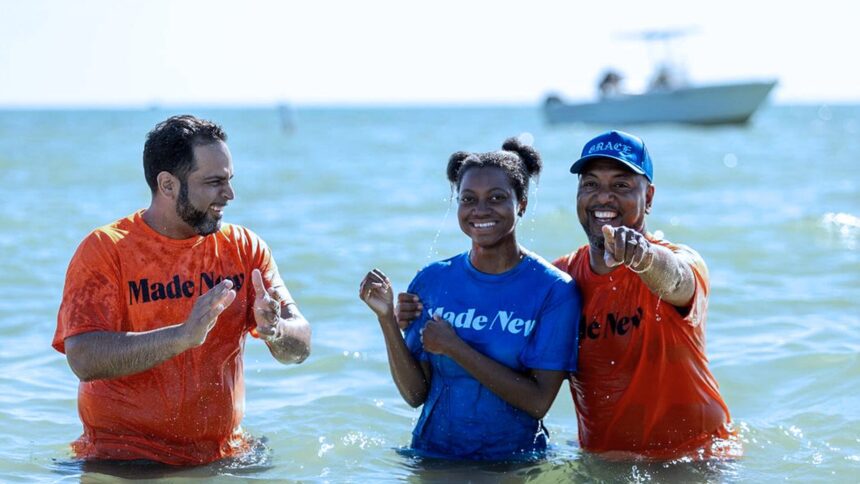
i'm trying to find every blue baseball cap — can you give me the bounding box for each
[569,130,653,182]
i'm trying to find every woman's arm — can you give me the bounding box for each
[421,317,566,419]
[360,269,430,407]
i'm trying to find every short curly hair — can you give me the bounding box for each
[142,115,227,192]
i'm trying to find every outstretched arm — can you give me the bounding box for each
[602,225,695,307]
[251,269,311,365]
[360,270,430,407]
[421,317,566,419]
[64,280,237,381]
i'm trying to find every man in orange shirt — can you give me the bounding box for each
[398,130,739,460]
[52,115,312,465]
[554,130,739,460]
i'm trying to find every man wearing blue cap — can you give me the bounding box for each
[397,130,739,460]
[554,130,739,459]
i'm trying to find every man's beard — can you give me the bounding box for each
[579,218,606,251]
[176,182,221,236]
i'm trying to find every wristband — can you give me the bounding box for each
[629,251,654,274]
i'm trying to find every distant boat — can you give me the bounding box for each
[543,80,777,126]
[543,28,777,126]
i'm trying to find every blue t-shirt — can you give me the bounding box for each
[404,250,581,460]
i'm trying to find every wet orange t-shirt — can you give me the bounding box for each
[52,210,287,465]
[554,238,740,460]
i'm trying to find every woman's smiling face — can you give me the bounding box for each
[457,166,524,249]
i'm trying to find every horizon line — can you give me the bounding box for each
[0,99,855,111]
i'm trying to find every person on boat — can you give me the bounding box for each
[52,115,311,465]
[647,64,676,92]
[359,137,581,460]
[397,130,741,460]
[598,69,624,98]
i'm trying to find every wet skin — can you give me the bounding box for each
[575,158,654,252]
[456,166,526,274]
[175,141,236,237]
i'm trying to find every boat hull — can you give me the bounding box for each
[544,81,777,125]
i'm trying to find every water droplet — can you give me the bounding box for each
[428,195,453,259]
[517,132,535,146]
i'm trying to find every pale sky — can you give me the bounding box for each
[1,0,858,106]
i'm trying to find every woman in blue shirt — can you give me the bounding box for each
[359,137,581,460]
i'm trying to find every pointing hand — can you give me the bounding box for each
[602,225,653,273]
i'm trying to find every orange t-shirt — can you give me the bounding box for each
[554,238,740,460]
[52,210,287,465]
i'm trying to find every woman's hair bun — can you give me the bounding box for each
[501,137,542,177]
[446,151,475,183]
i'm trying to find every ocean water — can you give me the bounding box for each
[0,105,858,483]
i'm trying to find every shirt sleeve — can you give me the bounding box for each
[519,278,581,372]
[673,244,709,327]
[52,232,124,354]
[552,253,570,272]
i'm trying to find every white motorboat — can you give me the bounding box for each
[544,28,778,125]
[543,80,778,125]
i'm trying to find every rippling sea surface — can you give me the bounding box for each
[0,105,858,483]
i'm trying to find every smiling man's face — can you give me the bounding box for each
[175,140,235,236]
[576,158,654,250]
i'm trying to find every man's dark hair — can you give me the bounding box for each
[143,115,227,192]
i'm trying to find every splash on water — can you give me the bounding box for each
[427,195,454,260]
[822,212,860,250]
[522,164,541,246]
[318,436,335,457]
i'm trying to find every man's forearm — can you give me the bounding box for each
[64,325,190,382]
[265,315,311,364]
[638,244,695,307]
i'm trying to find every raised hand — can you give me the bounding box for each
[420,315,462,355]
[252,268,283,340]
[359,269,394,319]
[602,224,654,272]
[183,279,236,348]
[395,292,423,330]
